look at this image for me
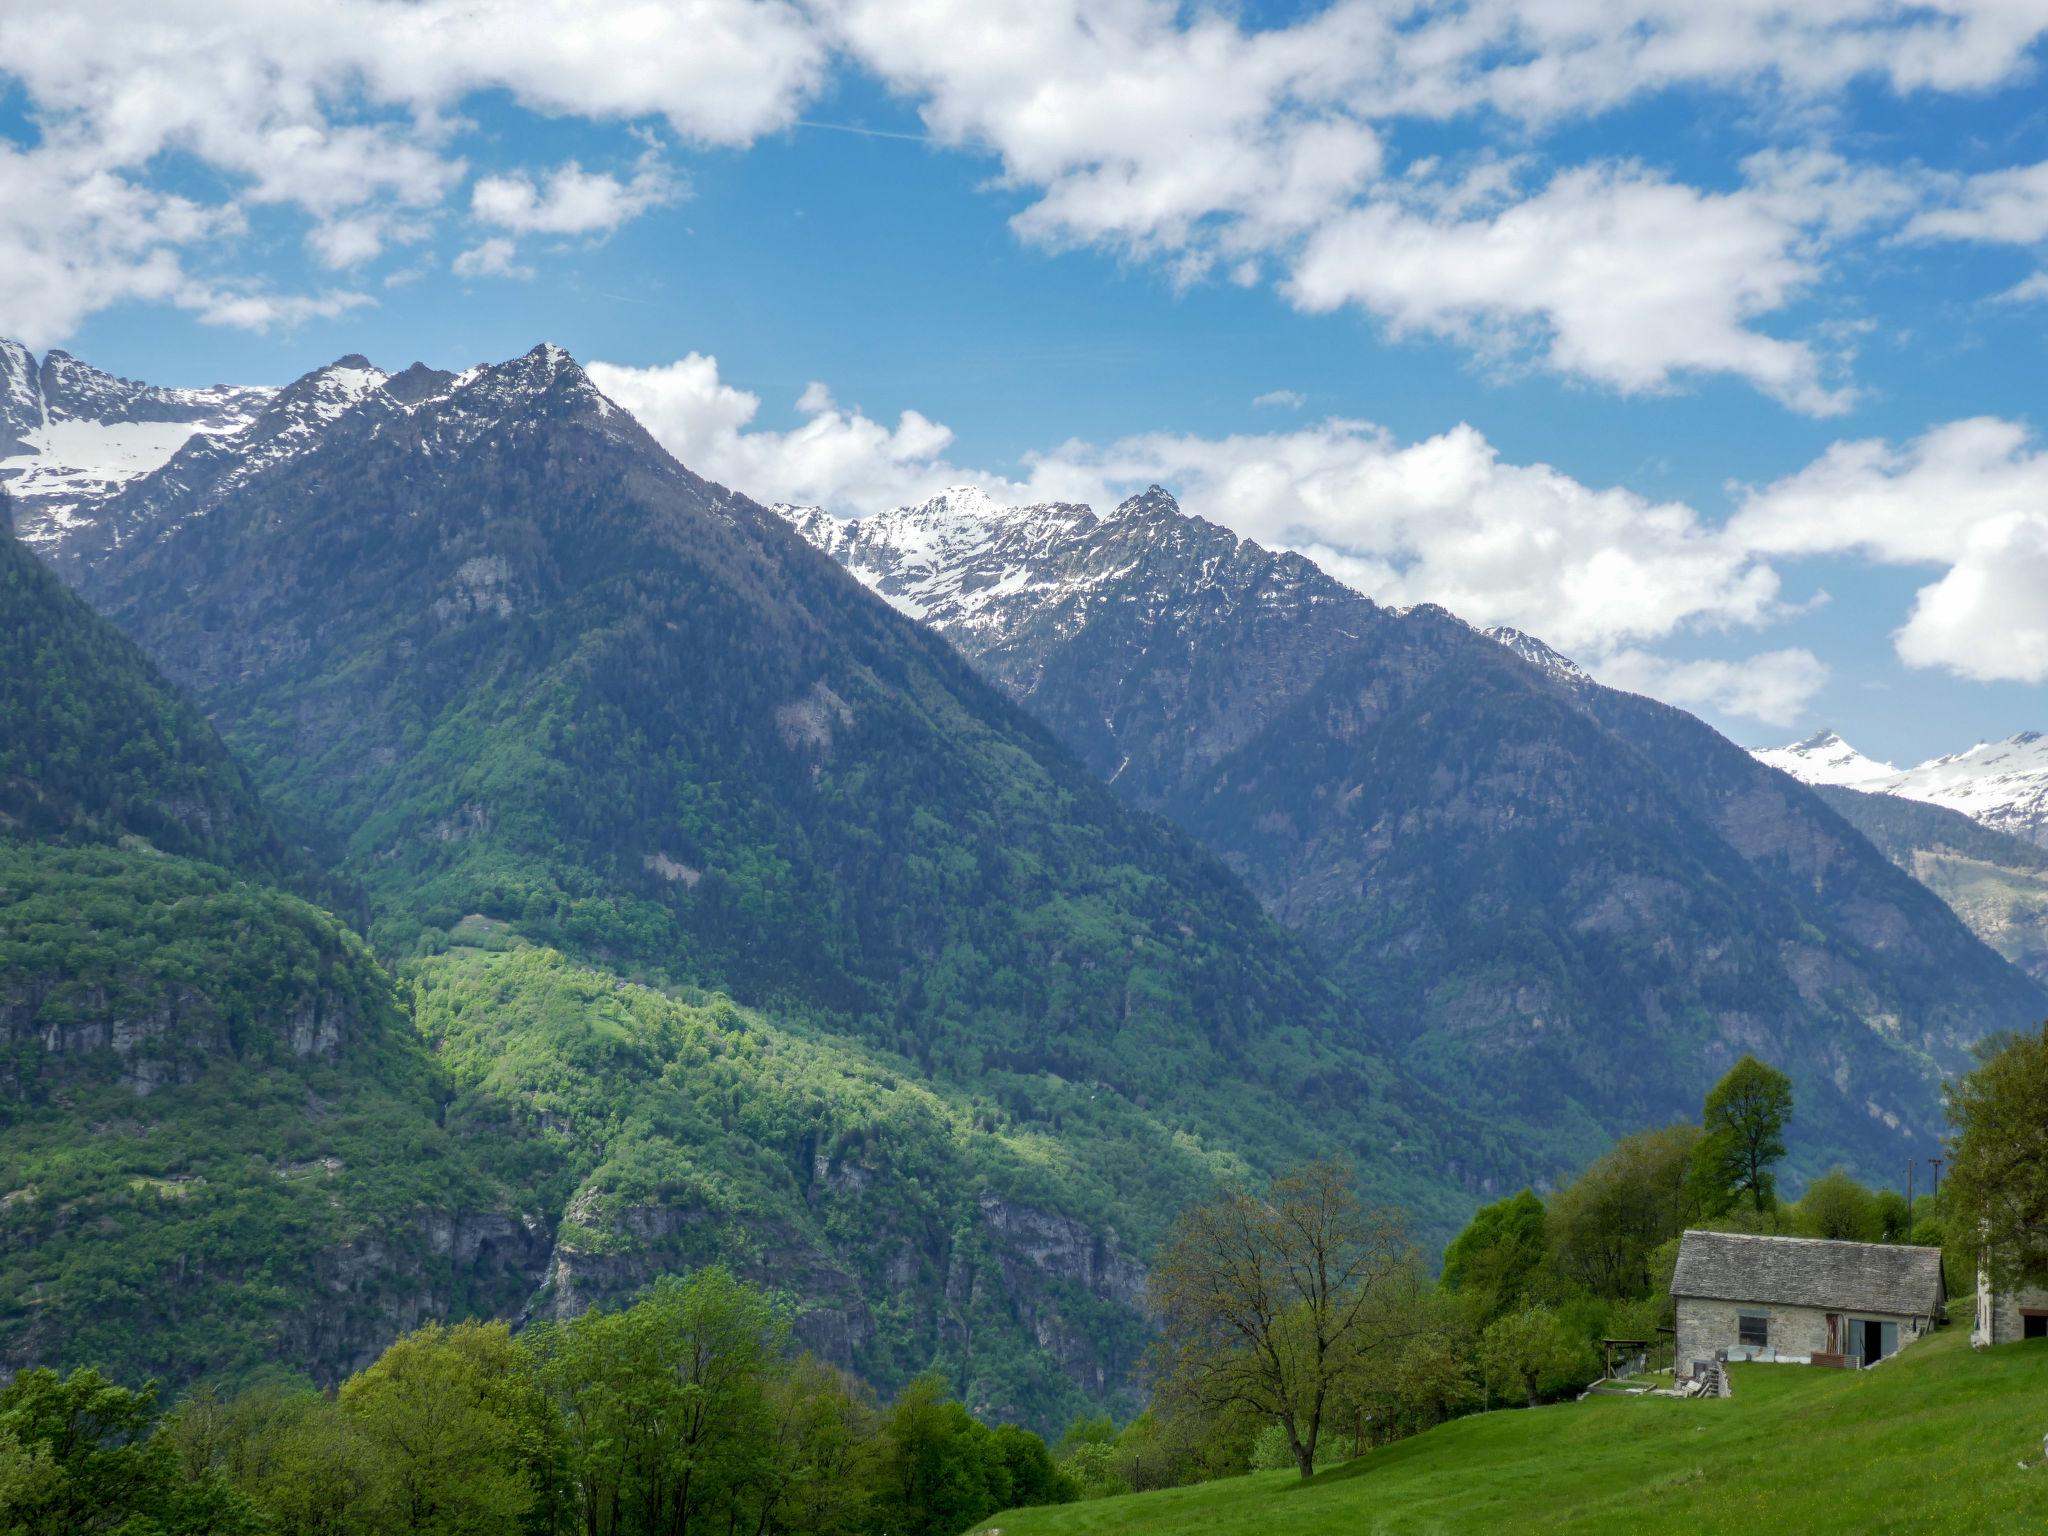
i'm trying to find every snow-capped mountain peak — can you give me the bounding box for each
[1752,729,1900,788]
[1754,728,2048,848]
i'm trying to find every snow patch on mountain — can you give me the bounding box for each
[1755,728,2048,848]
[776,486,1102,633]
[1483,625,1590,685]
[0,338,273,560]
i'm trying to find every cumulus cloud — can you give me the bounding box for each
[1253,390,1307,410]
[0,0,822,339]
[1021,418,1784,653]
[587,354,981,513]
[0,139,376,347]
[600,344,2048,718]
[6,0,2047,400]
[1732,418,2048,680]
[1894,514,2048,684]
[820,1,2038,408]
[593,350,1787,661]
[472,156,679,236]
[1284,156,1899,413]
[1731,417,2048,565]
[1594,648,1831,727]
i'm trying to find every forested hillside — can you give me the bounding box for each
[0,512,524,1386]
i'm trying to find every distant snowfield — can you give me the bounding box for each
[1756,728,2048,847]
[0,420,222,543]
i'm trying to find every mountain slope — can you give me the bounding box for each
[1757,728,2048,849]
[783,488,2048,1179]
[0,510,284,872]
[1808,784,2048,986]
[0,513,528,1388]
[72,345,1496,1417]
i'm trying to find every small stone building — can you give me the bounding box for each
[1971,1261,2048,1346]
[1671,1230,1946,1379]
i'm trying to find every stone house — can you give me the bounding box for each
[1671,1230,1946,1379]
[1971,1260,2048,1346]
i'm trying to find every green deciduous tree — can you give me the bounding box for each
[1797,1169,1880,1242]
[1440,1190,1548,1320]
[1150,1161,1413,1479]
[1695,1057,1793,1214]
[1945,1022,2048,1288]
[533,1266,781,1536]
[339,1319,550,1536]
[0,1367,256,1536]
[1549,1124,1701,1299]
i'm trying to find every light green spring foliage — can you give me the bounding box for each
[8,1268,1076,1536]
[410,942,1237,1426]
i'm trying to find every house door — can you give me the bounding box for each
[2024,1312,2048,1341]
[1860,1319,1884,1365]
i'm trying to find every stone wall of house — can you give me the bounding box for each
[1979,1273,2048,1346]
[1675,1297,1931,1377]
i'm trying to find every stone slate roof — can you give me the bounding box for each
[1672,1230,1946,1317]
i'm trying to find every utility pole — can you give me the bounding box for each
[1907,1160,1915,1227]
[1928,1157,1943,1196]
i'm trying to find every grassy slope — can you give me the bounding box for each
[987,1331,2048,1535]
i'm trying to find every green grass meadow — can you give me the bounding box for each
[985,1331,2048,1535]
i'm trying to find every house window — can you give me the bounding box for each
[1738,1313,1769,1348]
[2024,1311,2048,1341]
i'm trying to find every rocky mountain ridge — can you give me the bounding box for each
[0,340,273,564]
[778,484,2048,1178]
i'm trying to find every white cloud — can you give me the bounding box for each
[821,1,2037,408]
[1731,417,2048,565]
[1593,647,1830,727]
[6,0,2046,401]
[0,0,823,340]
[1733,417,2048,681]
[1284,158,1881,413]
[586,354,979,513]
[191,288,374,330]
[594,349,1784,657]
[1252,389,1306,410]
[595,344,2048,711]
[1904,159,2048,245]
[1999,270,2048,303]
[1895,513,2048,683]
[0,139,375,347]
[452,238,532,280]
[472,156,679,236]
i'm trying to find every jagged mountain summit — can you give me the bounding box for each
[1757,729,2048,848]
[0,339,273,566]
[780,485,2048,1179]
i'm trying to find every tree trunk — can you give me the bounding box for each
[1291,1418,1318,1479]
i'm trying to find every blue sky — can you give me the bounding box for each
[4,2,2048,762]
